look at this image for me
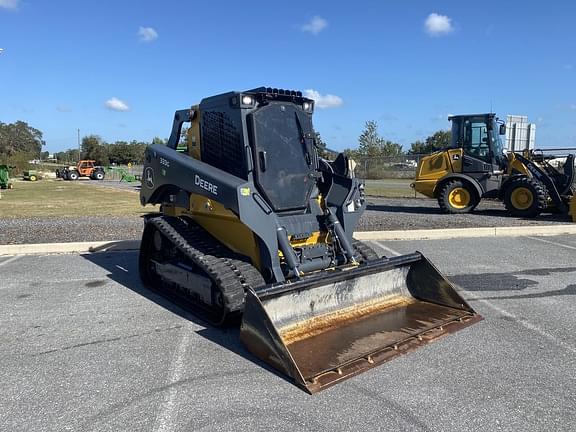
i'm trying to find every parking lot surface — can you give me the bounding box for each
[1,235,575,431]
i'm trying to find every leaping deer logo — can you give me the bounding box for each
[144,167,154,189]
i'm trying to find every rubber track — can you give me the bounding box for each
[352,239,380,262]
[148,216,265,316]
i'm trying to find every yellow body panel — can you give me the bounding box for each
[188,194,262,270]
[412,149,463,198]
[289,231,328,247]
[162,198,262,269]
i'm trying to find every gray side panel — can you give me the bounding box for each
[140,144,244,211]
[140,144,285,283]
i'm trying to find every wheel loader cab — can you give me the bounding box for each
[449,113,506,174]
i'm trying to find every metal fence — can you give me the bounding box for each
[105,165,143,181]
[353,155,422,180]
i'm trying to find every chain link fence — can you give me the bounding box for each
[104,164,143,182]
[353,155,422,180]
[352,155,423,198]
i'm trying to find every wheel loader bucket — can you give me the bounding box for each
[240,252,482,394]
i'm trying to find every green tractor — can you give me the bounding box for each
[0,165,14,189]
[23,169,41,181]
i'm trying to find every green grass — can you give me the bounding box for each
[363,179,424,198]
[0,178,424,218]
[0,179,155,217]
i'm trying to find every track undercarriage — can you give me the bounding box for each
[139,215,380,326]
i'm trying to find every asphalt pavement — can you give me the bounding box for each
[1,235,575,431]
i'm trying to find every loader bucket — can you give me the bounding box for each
[240,252,482,393]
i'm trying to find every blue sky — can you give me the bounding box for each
[1,0,575,153]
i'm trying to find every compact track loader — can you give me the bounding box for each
[412,113,575,219]
[139,87,482,393]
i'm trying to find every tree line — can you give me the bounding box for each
[54,135,166,166]
[343,120,451,159]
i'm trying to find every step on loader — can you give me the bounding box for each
[138,87,482,393]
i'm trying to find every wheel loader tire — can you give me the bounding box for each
[29,175,37,182]
[68,171,79,181]
[503,177,547,218]
[93,171,105,180]
[438,180,479,214]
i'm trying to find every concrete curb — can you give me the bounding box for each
[0,240,140,256]
[353,224,576,241]
[1,224,575,256]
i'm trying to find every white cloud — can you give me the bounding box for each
[303,89,343,109]
[138,26,158,42]
[105,97,130,112]
[0,0,19,10]
[301,16,328,35]
[425,13,454,36]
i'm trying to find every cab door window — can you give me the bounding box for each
[463,119,491,162]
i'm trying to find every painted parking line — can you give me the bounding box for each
[527,236,576,251]
[153,325,193,432]
[374,241,402,257]
[0,255,21,268]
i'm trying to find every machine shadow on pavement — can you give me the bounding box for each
[451,267,576,300]
[82,250,295,386]
[367,202,505,216]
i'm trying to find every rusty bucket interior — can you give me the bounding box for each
[240,252,482,393]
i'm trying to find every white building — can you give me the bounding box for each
[505,115,536,152]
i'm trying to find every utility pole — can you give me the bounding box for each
[77,128,80,162]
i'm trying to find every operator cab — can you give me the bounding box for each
[449,113,506,173]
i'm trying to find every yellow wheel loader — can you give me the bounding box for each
[139,88,482,393]
[412,114,575,218]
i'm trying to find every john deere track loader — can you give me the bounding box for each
[139,87,482,393]
[412,113,575,220]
